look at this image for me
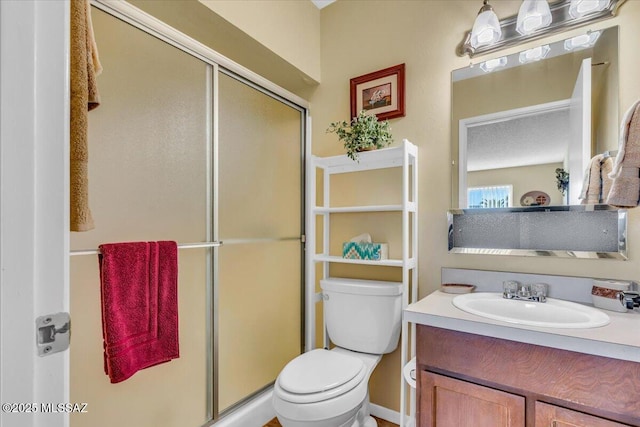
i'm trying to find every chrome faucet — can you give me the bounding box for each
[618,291,640,310]
[503,281,547,303]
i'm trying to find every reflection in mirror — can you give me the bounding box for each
[452,26,618,209]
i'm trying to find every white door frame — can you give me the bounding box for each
[0,1,70,426]
[568,57,592,205]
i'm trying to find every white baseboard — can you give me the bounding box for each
[213,388,275,427]
[370,403,401,424]
[211,389,409,427]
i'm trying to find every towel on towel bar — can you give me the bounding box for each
[99,241,179,383]
[579,154,613,204]
[607,101,640,207]
[70,0,102,232]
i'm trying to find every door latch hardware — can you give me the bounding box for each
[36,312,70,357]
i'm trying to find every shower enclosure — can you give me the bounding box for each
[69,4,306,426]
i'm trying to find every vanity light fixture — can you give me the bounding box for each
[519,44,551,63]
[569,0,611,18]
[480,56,508,72]
[470,0,502,48]
[457,0,624,57]
[564,30,601,50]
[516,0,552,35]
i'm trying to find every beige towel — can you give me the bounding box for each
[579,154,615,204]
[579,154,605,204]
[606,167,640,207]
[70,0,101,231]
[610,100,640,179]
[607,102,640,207]
[601,156,613,202]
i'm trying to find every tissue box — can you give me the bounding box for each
[342,242,388,260]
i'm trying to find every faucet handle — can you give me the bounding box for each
[503,280,519,298]
[532,283,547,296]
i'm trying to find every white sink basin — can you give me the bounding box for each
[452,292,610,329]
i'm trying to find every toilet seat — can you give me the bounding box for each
[276,349,366,404]
[273,348,382,425]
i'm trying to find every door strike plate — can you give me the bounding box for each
[36,312,70,357]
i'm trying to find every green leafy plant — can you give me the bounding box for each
[326,110,393,161]
[555,168,569,196]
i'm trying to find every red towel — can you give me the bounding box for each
[98,241,179,383]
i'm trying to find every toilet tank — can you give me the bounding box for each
[320,277,402,354]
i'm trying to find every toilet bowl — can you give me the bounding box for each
[273,347,381,427]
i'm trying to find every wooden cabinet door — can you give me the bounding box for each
[535,402,631,427]
[419,371,525,427]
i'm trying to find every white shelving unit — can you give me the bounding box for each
[305,139,418,427]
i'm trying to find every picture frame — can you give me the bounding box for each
[350,63,405,121]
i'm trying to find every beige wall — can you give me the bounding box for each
[199,0,321,83]
[468,162,564,207]
[129,0,319,98]
[313,0,640,412]
[592,26,620,154]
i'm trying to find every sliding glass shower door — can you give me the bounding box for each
[215,72,305,414]
[70,7,211,427]
[69,5,306,425]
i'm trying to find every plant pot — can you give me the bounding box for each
[356,146,376,153]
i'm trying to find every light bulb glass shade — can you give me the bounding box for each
[516,0,552,35]
[563,30,601,50]
[519,45,551,63]
[569,0,611,19]
[568,0,610,18]
[479,56,508,72]
[470,9,502,48]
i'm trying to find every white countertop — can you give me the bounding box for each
[405,290,640,363]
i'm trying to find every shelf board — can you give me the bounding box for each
[314,255,416,268]
[313,141,417,174]
[314,204,419,214]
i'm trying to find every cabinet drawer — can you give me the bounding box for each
[535,402,632,427]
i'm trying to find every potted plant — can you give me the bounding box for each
[326,110,393,161]
[555,168,569,196]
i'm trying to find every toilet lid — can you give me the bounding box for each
[278,349,365,395]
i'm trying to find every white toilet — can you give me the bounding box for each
[273,277,403,427]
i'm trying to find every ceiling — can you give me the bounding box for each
[311,0,336,9]
[467,109,571,172]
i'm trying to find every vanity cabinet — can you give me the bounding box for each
[417,325,640,427]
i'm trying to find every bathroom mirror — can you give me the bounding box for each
[451,26,619,209]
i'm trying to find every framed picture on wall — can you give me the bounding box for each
[350,63,405,121]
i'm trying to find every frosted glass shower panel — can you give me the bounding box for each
[218,73,302,239]
[70,250,208,427]
[217,72,304,413]
[217,241,302,412]
[72,8,209,249]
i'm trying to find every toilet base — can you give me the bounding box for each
[275,393,378,427]
[361,415,378,427]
